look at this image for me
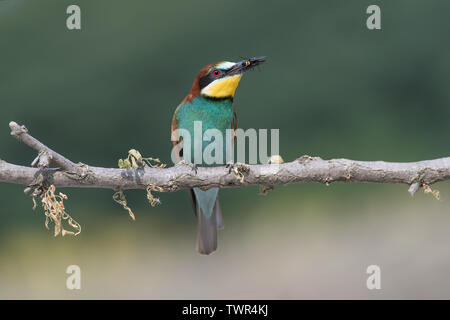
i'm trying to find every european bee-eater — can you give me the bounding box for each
[171,56,266,255]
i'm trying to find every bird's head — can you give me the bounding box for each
[183,56,266,102]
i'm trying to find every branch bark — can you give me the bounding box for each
[1,122,449,195]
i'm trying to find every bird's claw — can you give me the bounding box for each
[225,162,234,174]
[226,162,250,182]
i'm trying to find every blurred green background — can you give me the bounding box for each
[1,0,449,299]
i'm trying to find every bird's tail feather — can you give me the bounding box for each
[196,201,218,255]
[215,199,224,230]
[197,198,226,254]
[193,188,223,255]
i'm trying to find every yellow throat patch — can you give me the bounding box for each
[201,74,242,98]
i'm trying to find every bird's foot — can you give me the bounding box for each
[226,162,250,183]
[176,160,198,174]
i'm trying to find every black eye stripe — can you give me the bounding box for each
[198,75,210,89]
[199,69,224,89]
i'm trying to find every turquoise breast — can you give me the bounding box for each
[175,96,234,166]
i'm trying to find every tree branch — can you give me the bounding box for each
[1,122,449,196]
[9,121,81,174]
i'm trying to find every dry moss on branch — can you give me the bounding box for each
[118,149,166,170]
[34,184,81,236]
[113,149,167,220]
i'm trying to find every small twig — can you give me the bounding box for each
[31,150,52,169]
[408,182,421,196]
[9,121,83,176]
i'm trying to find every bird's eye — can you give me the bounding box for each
[212,70,221,77]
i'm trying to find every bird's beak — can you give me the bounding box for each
[226,56,266,76]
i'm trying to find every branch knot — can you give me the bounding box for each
[9,121,28,137]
